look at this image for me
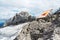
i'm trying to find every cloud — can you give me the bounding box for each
[0,0,60,19]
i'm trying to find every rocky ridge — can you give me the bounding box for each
[14,9,60,40]
[4,9,60,40]
[4,11,36,26]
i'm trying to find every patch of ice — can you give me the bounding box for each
[0,23,28,40]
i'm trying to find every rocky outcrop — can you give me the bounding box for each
[4,11,36,26]
[14,9,60,40]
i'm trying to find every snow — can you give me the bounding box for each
[0,23,28,40]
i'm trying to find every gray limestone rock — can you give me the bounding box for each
[4,11,36,26]
[14,9,60,40]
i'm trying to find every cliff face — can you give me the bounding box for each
[14,9,60,40]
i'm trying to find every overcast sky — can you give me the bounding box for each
[0,0,60,19]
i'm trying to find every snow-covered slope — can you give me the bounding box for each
[0,23,28,40]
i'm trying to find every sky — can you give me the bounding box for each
[0,0,60,19]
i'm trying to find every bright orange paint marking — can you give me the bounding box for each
[37,9,52,18]
[41,10,50,17]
